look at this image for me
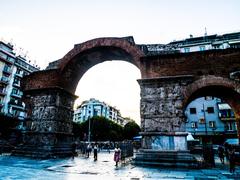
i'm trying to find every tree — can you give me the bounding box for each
[72,116,124,141]
[123,121,141,140]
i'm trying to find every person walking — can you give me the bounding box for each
[228,145,236,173]
[114,145,121,166]
[71,141,77,159]
[86,143,91,158]
[217,145,225,164]
[224,142,229,160]
[93,143,98,161]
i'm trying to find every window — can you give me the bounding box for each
[12,88,19,95]
[190,108,197,114]
[0,86,5,93]
[199,118,205,124]
[209,121,216,128]
[199,46,205,51]
[16,68,22,75]
[184,48,190,53]
[205,96,213,101]
[225,122,236,131]
[0,52,7,59]
[207,107,214,113]
[191,122,197,128]
[14,77,20,84]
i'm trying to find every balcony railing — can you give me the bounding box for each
[0,77,9,84]
[13,81,21,87]
[0,89,6,96]
[15,72,23,77]
[3,67,12,75]
[11,92,23,98]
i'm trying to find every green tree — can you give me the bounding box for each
[123,121,141,140]
[72,116,124,141]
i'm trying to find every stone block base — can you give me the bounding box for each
[12,145,73,159]
[11,131,74,159]
[133,149,199,168]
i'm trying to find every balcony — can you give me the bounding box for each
[15,72,23,78]
[0,89,6,96]
[11,92,23,98]
[3,67,12,75]
[13,81,21,87]
[0,50,15,64]
[0,102,4,107]
[9,103,24,110]
[0,77,9,85]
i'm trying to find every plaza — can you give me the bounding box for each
[0,151,239,180]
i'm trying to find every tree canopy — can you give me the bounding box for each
[72,116,141,141]
[123,121,141,140]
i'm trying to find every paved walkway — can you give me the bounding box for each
[0,151,239,179]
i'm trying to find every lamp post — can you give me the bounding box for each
[202,103,208,136]
[88,117,91,143]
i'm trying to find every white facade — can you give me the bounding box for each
[0,40,39,124]
[73,98,129,126]
[169,31,240,53]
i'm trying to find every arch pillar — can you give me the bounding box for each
[12,88,77,158]
[134,75,198,167]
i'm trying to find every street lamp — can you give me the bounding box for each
[88,117,91,143]
[202,103,208,136]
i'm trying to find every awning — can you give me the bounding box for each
[218,103,231,110]
[229,40,240,44]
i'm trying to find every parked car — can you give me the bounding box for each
[225,138,239,145]
[224,138,240,164]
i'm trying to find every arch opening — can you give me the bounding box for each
[73,60,141,125]
[60,46,142,94]
[183,85,240,145]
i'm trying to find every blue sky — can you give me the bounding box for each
[1,0,240,124]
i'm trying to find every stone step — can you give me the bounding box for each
[133,149,199,168]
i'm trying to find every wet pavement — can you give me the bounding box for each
[0,151,239,179]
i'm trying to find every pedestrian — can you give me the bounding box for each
[107,143,111,154]
[228,145,236,173]
[93,143,98,161]
[217,145,225,164]
[86,143,91,158]
[224,142,229,160]
[114,145,121,166]
[71,141,77,159]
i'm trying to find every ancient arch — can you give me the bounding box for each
[14,36,240,166]
[16,37,145,158]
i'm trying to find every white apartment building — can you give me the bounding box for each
[0,40,39,124]
[73,98,129,126]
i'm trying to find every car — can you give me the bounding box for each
[225,138,239,145]
[224,138,240,164]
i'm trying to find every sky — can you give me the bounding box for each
[1,0,240,124]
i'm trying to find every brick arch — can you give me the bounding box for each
[58,37,144,70]
[183,75,240,109]
[56,37,145,93]
[182,75,240,140]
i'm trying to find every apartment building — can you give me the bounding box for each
[0,40,39,125]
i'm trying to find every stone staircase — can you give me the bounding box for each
[133,149,199,168]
